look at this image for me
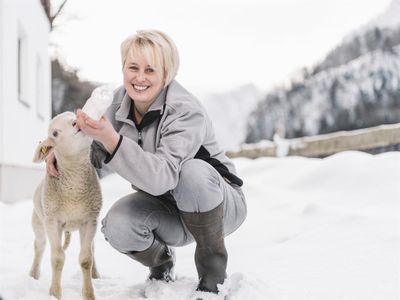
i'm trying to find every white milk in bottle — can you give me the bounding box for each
[81,85,114,120]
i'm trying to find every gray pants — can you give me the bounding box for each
[101,159,247,253]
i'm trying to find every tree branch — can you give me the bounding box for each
[50,0,68,23]
[40,0,69,31]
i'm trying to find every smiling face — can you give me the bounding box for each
[123,52,165,112]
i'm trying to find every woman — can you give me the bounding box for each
[47,29,247,295]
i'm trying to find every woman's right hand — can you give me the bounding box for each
[46,151,60,177]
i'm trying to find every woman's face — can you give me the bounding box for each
[123,53,164,109]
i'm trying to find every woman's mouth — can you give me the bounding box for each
[133,84,150,92]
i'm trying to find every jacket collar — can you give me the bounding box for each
[115,87,167,124]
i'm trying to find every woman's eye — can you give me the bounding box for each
[146,68,154,73]
[53,130,58,138]
[129,66,138,71]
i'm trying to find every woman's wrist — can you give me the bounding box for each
[102,132,121,154]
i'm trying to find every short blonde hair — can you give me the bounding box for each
[120,29,180,87]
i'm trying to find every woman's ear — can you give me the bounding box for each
[33,138,56,163]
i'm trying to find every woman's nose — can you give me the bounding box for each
[136,70,146,82]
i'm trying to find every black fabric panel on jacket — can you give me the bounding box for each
[194,146,243,187]
[126,102,243,187]
[127,104,162,131]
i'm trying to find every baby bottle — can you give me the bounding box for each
[81,85,114,120]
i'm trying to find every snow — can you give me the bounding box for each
[301,45,400,134]
[247,43,400,142]
[1,151,400,300]
[343,0,400,44]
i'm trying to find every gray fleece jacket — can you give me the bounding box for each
[91,80,243,196]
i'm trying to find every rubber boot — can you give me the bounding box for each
[180,202,227,293]
[126,238,175,282]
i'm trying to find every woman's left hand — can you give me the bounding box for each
[76,109,120,154]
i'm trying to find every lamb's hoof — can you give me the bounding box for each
[83,288,95,300]
[29,269,40,280]
[49,285,62,299]
[84,294,96,300]
[92,270,100,279]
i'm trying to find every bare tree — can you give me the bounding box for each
[40,0,68,31]
[40,0,98,116]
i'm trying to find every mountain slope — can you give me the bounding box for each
[202,84,261,150]
[246,0,400,143]
[313,0,400,74]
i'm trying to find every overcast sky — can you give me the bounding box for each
[51,0,393,95]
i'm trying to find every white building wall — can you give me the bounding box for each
[0,0,4,167]
[0,0,51,202]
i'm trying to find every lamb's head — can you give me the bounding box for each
[33,111,92,163]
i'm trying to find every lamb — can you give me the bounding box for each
[29,111,102,300]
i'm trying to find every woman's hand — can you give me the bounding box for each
[46,151,60,177]
[76,109,120,154]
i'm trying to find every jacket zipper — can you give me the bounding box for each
[138,130,143,147]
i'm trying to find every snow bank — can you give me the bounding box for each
[0,151,399,299]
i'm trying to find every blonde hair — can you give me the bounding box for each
[120,29,180,87]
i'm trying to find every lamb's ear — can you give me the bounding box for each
[33,138,55,163]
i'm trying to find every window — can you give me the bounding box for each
[17,26,29,107]
[36,55,45,120]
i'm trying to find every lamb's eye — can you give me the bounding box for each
[52,130,58,138]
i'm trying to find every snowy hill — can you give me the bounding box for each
[369,0,400,31]
[314,0,400,74]
[246,45,400,142]
[202,84,261,150]
[1,151,399,300]
[246,0,400,143]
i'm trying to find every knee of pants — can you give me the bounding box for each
[101,194,155,253]
[172,159,224,213]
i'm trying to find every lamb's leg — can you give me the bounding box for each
[79,221,97,300]
[91,243,100,279]
[30,211,46,279]
[46,220,64,300]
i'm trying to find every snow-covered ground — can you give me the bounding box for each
[1,151,399,300]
